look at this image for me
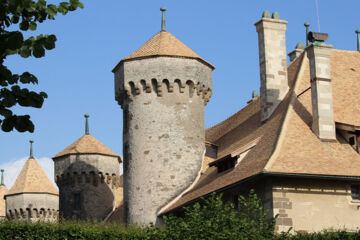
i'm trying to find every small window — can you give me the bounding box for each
[349,137,355,146]
[351,185,359,200]
[73,193,81,210]
[209,155,237,173]
[205,144,218,159]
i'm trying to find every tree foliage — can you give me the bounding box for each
[146,190,277,240]
[0,0,83,132]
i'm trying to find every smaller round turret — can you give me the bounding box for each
[5,141,59,222]
[53,115,122,221]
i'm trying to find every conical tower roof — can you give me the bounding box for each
[115,31,214,70]
[53,134,121,162]
[6,158,58,196]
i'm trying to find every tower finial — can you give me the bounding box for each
[29,140,34,158]
[0,169,4,186]
[160,7,166,31]
[304,22,310,46]
[84,114,90,135]
[356,29,360,51]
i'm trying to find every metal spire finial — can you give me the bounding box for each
[304,22,310,46]
[160,7,166,31]
[29,140,34,158]
[84,114,90,135]
[0,169,4,186]
[356,29,360,51]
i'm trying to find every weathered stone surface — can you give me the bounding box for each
[115,56,212,225]
[255,17,289,122]
[54,154,120,221]
[307,44,335,140]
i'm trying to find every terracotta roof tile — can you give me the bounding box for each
[53,134,121,161]
[6,158,58,196]
[117,31,214,69]
[267,50,360,175]
[163,50,360,213]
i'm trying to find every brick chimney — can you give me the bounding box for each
[306,33,336,140]
[255,11,289,122]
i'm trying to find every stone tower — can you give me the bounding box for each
[5,141,59,222]
[0,170,8,219]
[53,115,122,220]
[113,8,214,225]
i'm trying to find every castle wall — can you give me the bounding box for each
[6,193,58,222]
[115,57,212,225]
[271,178,360,232]
[54,154,120,220]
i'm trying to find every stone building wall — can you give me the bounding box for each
[54,154,120,220]
[6,193,58,222]
[272,178,360,232]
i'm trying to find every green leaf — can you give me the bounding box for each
[20,72,38,84]
[32,44,45,58]
[7,31,23,50]
[19,46,31,58]
[15,115,34,132]
[1,116,15,132]
[19,21,29,31]
[46,4,58,17]
[29,22,37,31]
[11,15,20,24]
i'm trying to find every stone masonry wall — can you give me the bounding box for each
[115,57,212,225]
[272,178,360,232]
[54,154,120,220]
[6,193,58,222]
[255,16,289,122]
[307,44,336,140]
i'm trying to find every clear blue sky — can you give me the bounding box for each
[1,0,359,184]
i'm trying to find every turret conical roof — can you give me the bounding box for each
[6,158,58,196]
[53,134,121,162]
[115,31,214,70]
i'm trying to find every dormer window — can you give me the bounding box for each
[336,123,360,154]
[209,155,237,173]
[205,142,218,159]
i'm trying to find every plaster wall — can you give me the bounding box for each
[272,178,360,232]
[115,57,212,225]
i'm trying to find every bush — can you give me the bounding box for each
[1,191,360,239]
[154,190,276,240]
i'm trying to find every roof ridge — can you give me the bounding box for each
[263,50,308,171]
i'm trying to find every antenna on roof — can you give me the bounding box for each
[304,22,310,46]
[315,0,320,32]
[160,7,166,31]
[84,114,90,135]
[356,29,360,51]
[29,140,34,158]
[0,169,4,186]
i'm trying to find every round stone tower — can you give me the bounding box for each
[0,169,8,219]
[53,115,122,221]
[112,8,214,225]
[5,141,59,222]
